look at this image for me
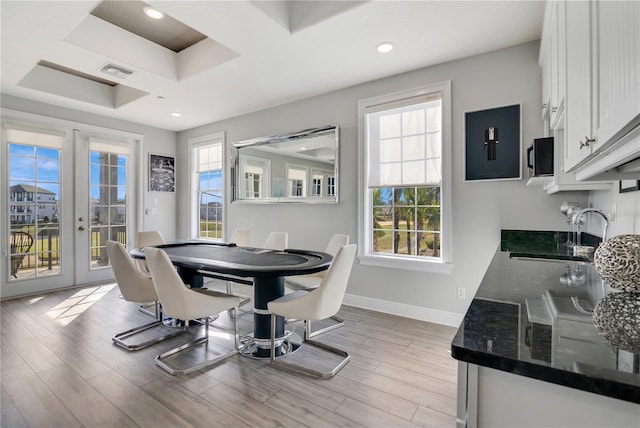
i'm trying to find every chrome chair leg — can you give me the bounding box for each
[305,315,345,339]
[113,302,185,351]
[138,301,157,318]
[155,307,240,375]
[270,315,350,379]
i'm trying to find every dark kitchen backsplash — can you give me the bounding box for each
[501,229,602,254]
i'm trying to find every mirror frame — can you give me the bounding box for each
[231,125,339,204]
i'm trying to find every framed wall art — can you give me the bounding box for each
[619,180,640,193]
[149,153,175,192]
[464,104,522,182]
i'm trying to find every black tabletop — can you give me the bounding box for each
[451,236,640,404]
[130,240,332,278]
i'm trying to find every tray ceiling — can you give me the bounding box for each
[1,1,545,132]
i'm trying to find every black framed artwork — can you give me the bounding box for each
[149,154,175,192]
[619,180,640,193]
[464,104,522,181]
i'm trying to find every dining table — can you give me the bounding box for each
[130,240,332,358]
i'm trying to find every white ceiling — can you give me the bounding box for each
[1,1,545,132]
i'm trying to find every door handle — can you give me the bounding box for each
[78,226,86,231]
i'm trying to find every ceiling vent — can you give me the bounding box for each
[100,63,133,79]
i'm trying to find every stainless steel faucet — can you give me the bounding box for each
[572,208,609,246]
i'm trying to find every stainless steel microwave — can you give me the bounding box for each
[527,137,554,177]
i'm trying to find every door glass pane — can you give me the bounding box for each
[8,143,62,280]
[89,150,128,268]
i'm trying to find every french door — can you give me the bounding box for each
[2,113,141,299]
[74,130,139,285]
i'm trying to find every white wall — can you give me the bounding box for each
[588,187,640,237]
[178,41,590,323]
[0,94,178,240]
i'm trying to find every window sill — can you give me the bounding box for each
[357,254,453,274]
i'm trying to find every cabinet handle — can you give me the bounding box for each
[542,103,547,109]
[551,106,558,113]
[579,136,596,149]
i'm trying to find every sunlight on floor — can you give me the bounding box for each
[45,283,117,326]
[27,296,44,304]
[208,329,235,341]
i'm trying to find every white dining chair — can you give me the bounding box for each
[135,230,165,274]
[229,228,251,247]
[285,234,349,338]
[268,244,356,378]
[144,247,245,375]
[263,231,288,251]
[106,241,182,351]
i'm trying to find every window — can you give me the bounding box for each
[190,133,224,239]
[287,164,308,197]
[245,171,262,198]
[327,175,336,197]
[310,168,332,198]
[239,155,270,199]
[359,81,452,272]
[312,174,323,197]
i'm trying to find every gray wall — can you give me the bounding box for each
[178,41,589,322]
[1,94,178,240]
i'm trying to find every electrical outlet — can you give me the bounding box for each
[457,287,466,299]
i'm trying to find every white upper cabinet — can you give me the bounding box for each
[564,0,594,171]
[594,1,640,149]
[575,0,640,180]
[539,1,566,130]
[541,0,640,183]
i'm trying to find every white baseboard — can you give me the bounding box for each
[343,293,464,327]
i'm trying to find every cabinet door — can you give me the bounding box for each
[594,1,640,149]
[541,43,551,121]
[564,0,594,170]
[542,1,566,130]
[540,22,552,121]
[550,0,566,129]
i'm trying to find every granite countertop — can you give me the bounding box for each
[451,230,640,404]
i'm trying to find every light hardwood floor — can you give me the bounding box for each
[1,282,458,428]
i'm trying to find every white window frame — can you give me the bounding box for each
[311,168,332,198]
[311,174,323,197]
[188,132,225,240]
[286,163,308,197]
[239,154,271,199]
[358,81,453,274]
[327,175,336,197]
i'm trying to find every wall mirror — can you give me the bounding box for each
[231,125,339,203]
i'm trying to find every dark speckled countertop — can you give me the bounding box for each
[451,230,640,404]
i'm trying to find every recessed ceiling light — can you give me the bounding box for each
[377,42,394,53]
[143,6,164,20]
[171,112,182,117]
